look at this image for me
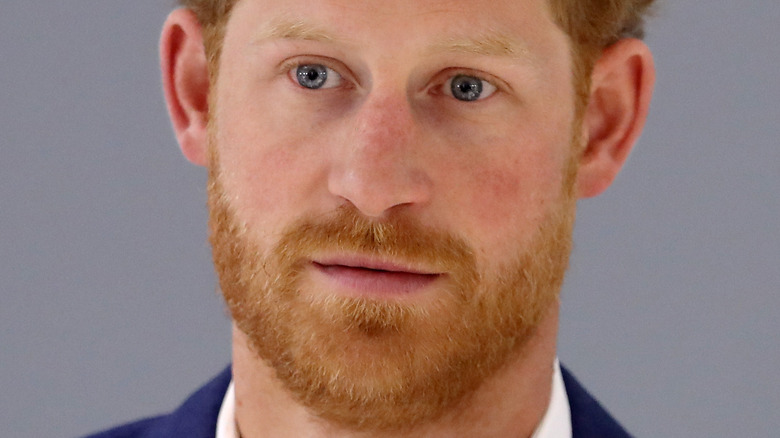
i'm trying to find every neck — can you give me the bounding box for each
[231,305,559,438]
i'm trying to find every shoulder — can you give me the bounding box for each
[560,365,633,438]
[81,366,232,438]
[82,416,163,438]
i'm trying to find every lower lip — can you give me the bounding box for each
[312,263,440,296]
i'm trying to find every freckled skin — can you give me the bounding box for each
[210,0,577,433]
[215,0,576,258]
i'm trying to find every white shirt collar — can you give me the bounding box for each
[531,359,572,438]
[216,379,237,438]
[216,360,571,438]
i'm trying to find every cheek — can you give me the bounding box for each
[213,62,339,217]
[439,136,568,261]
[431,101,575,238]
[466,155,559,225]
[213,107,325,232]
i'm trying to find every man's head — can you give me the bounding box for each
[161,0,654,431]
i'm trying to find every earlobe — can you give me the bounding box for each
[160,9,210,167]
[576,38,655,198]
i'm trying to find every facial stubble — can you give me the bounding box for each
[208,146,576,431]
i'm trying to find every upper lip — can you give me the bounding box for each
[311,255,441,275]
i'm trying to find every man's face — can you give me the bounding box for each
[209,0,579,430]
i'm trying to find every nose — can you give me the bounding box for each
[328,93,432,218]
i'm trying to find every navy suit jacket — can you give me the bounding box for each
[83,365,631,438]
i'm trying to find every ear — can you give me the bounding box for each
[576,38,655,198]
[160,9,210,166]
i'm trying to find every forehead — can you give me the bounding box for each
[224,0,569,63]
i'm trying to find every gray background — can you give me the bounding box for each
[2,1,778,437]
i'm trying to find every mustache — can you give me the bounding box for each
[272,205,475,273]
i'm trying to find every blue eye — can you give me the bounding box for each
[293,64,342,89]
[447,74,496,102]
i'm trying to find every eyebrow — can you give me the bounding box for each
[429,33,533,61]
[252,18,533,62]
[252,17,340,44]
